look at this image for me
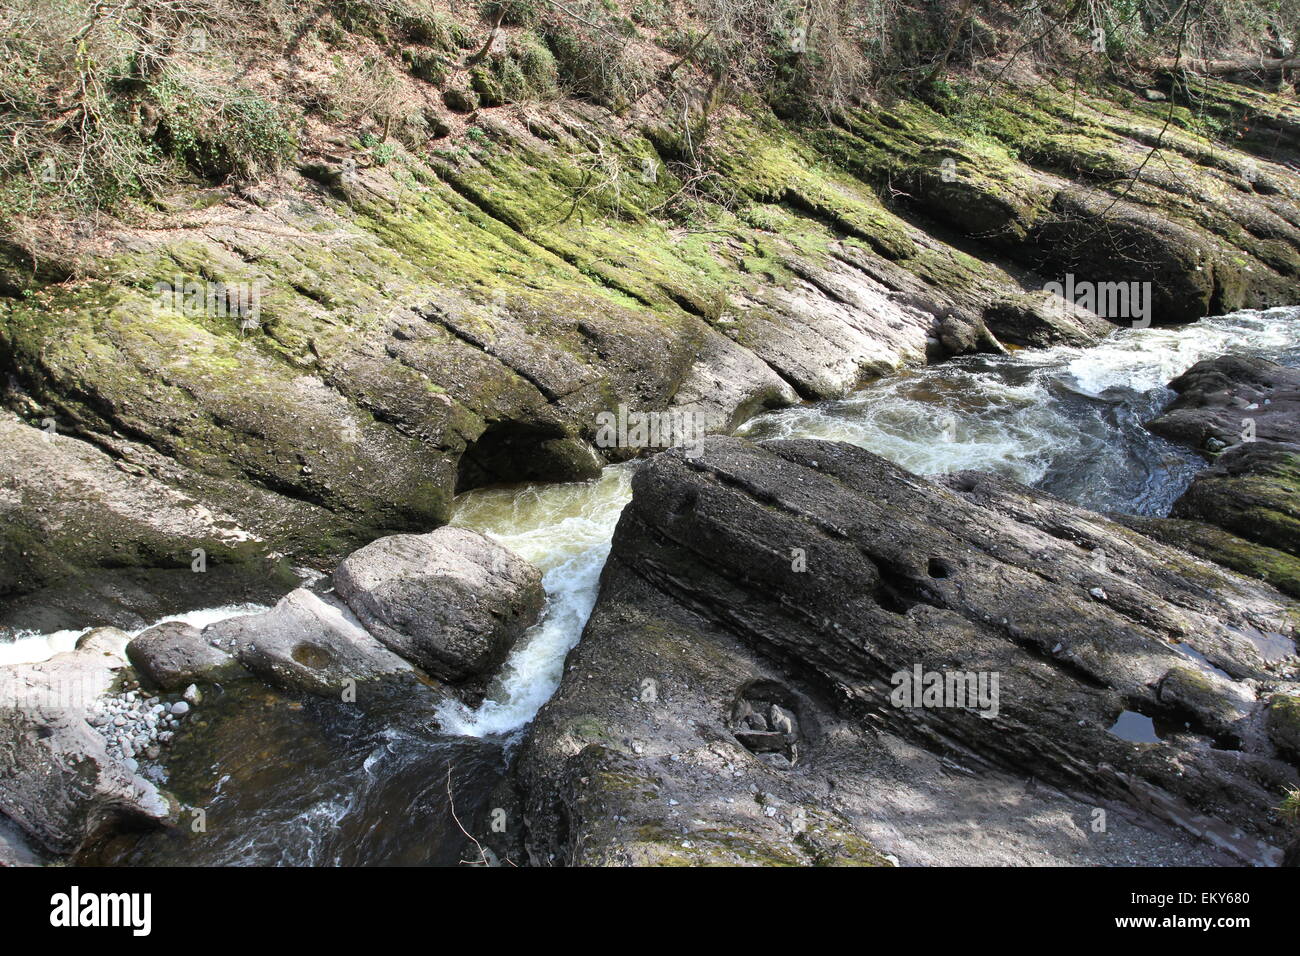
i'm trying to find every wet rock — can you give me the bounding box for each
[936,307,1004,356]
[0,644,174,856]
[1138,355,1300,597]
[1147,355,1300,451]
[334,528,544,682]
[127,621,246,690]
[982,290,1114,348]
[202,589,424,698]
[520,438,1299,866]
[1170,442,1300,556]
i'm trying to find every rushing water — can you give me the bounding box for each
[435,465,636,737]
[740,307,1300,515]
[0,604,268,668]
[84,681,507,867]
[446,307,1300,738]
[26,306,1300,865]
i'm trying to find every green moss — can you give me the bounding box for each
[1281,787,1300,825]
[626,824,805,866]
[712,119,916,260]
[1269,695,1300,763]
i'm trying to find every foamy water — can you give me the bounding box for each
[9,309,1297,740]
[444,308,1300,735]
[740,306,1300,493]
[434,465,636,736]
[0,604,268,668]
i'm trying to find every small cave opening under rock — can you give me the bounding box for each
[455,421,600,493]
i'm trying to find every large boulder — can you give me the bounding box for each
[1147,355,1300,452]
[982,290,1114,348]
[202,589,423,698]
[1141,355,1300,595]
[519,438,1299,866]
[127,621,246,690]
[334,528,544,683]
[1170,442,1300,556]
[0,633,174,856]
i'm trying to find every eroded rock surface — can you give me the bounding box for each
[1147,355,1300,451]
[0,410,296,624]
[202,589,427,699]
[1138,354,1300,598]
[127,621,247,691]
[519,438,1299,866]
[8,77,1297,624]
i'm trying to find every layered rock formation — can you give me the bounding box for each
[1135,355,1300,597]
[5,73,1299,624]
[518,438,1299,866]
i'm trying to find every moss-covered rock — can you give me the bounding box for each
[1172,443,1300,557]
[443,86,479,113]
[1268,695,1300,763]
[1120,515,1300,599]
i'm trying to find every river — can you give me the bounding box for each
[32,306,1300,864]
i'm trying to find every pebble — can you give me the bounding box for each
[88,682,197,770]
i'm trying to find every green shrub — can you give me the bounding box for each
[153,76,299,181]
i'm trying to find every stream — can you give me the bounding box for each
[39,306,1300,864]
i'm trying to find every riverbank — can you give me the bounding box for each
[3,2,1300,865]
[5,55,1300,629]
[5,309,1296,867]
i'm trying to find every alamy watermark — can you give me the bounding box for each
[153,277,266,333]
[50,886,151,936]
[594,404,718,459]
[1043,273,1152,329]
[890,664,1000,719]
